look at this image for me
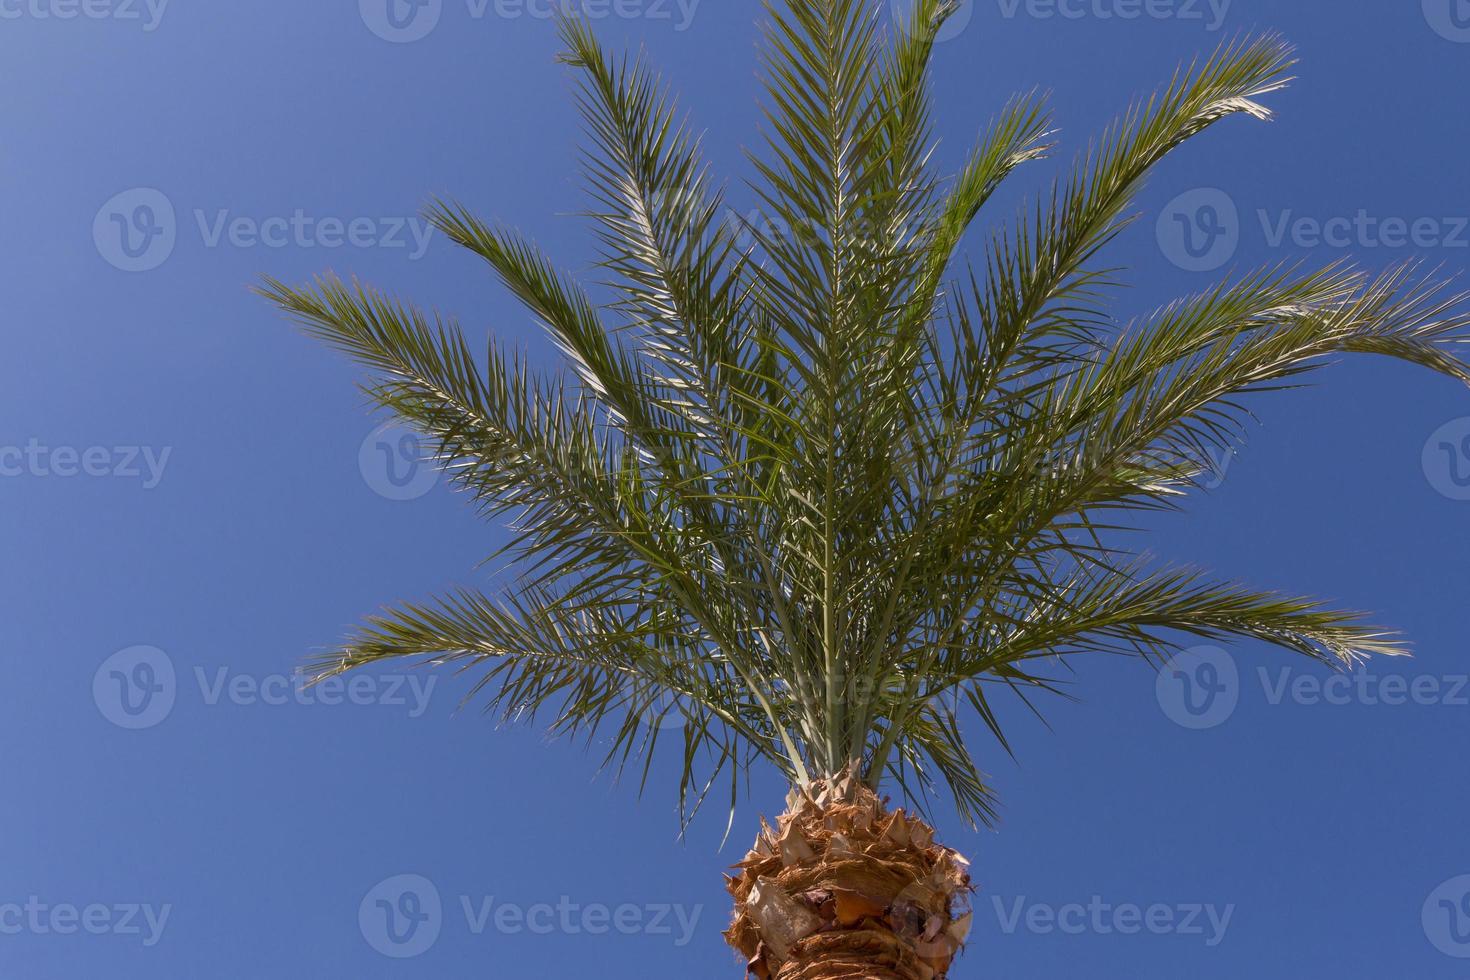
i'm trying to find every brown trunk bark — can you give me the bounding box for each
[725,775,973,980]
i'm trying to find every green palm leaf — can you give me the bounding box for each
[262,9,1468,828]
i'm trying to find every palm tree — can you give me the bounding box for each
[262,2,1468,977]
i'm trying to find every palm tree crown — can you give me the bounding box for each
[263,0,1469,830]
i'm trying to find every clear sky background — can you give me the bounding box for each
[2,1,1468,977]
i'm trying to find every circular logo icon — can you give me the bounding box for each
[635,687,689,736]
[93,188,176,273]
[360,874,443,958]
[1423,875,1470,957]
[1156,646,1239,730]
[94,645,177,730]
[1424,0,1470,42]
[360,0,442,43]
[359,422,439,501]
[892,876,971,962]
[1157,188,1239,272]
[890,0,975,44]
[1423,417,1470,501]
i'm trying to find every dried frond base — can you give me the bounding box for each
[725,775,974,980]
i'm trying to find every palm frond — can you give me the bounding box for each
[266,13,1467,827]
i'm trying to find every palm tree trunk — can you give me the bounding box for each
[725,775,973,980]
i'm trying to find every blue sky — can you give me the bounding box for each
[2,1,1468,977]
